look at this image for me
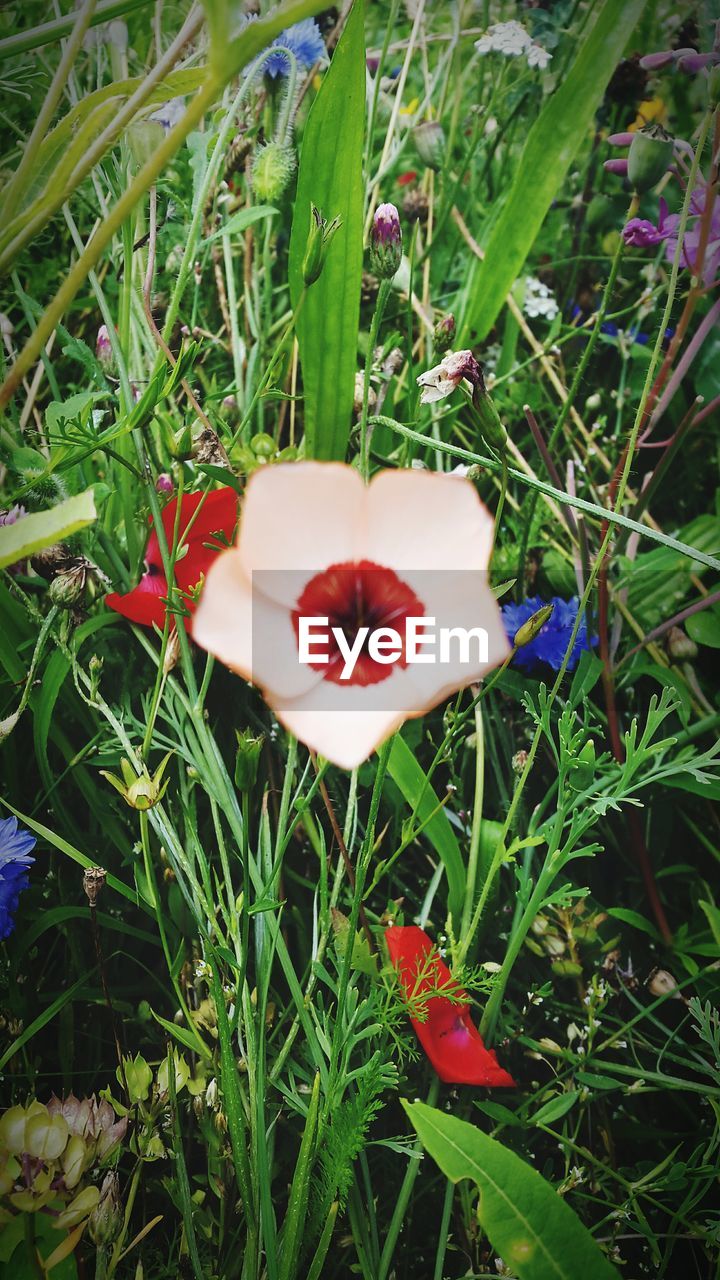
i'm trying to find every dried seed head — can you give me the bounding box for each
[83,866,107,906]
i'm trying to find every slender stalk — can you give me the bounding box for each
[360,279,392,478]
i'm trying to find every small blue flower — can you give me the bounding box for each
[0,816,35,940]
[502,595,596,672]
[264,18,325,79]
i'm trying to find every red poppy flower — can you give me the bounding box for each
[386,925,515,1087]
[106,488,239,630]
[397,170,418,186]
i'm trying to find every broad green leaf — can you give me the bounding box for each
[387,735,465,926]
[202,204,278,245]
[686,607,720,649]
[404,1101,620,1280]
[0,489,96,570]
[288,0,365,459]
[460,0,647,342]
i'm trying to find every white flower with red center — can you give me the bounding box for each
[191,463,509,769]
[416,349,482,405]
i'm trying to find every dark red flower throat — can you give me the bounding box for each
[292,560,424,686]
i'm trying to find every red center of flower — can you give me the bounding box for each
[292,559,424,686]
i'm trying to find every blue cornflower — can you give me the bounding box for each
[502,595,596,672]
[264,18,326,78]
[0,816,36,940]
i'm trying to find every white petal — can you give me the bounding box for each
[364,470,495,576]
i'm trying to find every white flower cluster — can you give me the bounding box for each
[523,276,559,322]
[475,20,552,70]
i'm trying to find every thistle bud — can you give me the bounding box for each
[433,313,456,353]
[96,324,113,370]
[513,603,554,649]
[413,120,445,171]
[48,563,88,608]
[627,125,674,193]
[235,729,264,792]
[302,204,342,286]
[251,141,297,202]
[666,625,698,661]
[370,203,402,279]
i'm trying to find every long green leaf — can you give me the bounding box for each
[404,1102,620,1280]
[288,0,365,459]
[460,0,647,342]
[387,736,465,926]
[278,1073,321,1280]
[0,489,96,570]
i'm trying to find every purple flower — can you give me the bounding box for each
[662,186,720,285]
[370,202,402,278]
[502,596,596,672]
[0,816,36,940]
[0,505,26,527]
[622,200,671,248]
[264,18,325,79]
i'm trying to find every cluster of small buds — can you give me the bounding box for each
[475,21,552,70]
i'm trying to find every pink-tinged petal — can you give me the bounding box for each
[639,50,677,70]
[603,159,629,176]
[607,131,635,147]
[270,680,408,769]
[191,550,321,700]
[365,471,495,574]
[106,570,170,629]
[238,463,366,605]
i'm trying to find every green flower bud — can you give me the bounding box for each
[627,125,674,193]
[302,204,342,286]
[25,1107,69,1161]
[413,120,446,171]
[100,753,172,812]
[370,203,402,280]
[433,312,456,353]
[48,563,88,608]
[120,1053,153,1103]
[251,141,297,202]
[513,603,554,649]
[171,423,194,461]
[235,729,264,792]
[472,379,508,454]
[251,432,276,459]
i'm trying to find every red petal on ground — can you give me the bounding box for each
[385,925,516,1087]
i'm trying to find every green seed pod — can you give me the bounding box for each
[251,141,297,202]
[627,124,674,193]
[251,432,276,459]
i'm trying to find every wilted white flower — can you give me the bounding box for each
[523,276,559,321]
[416,349,482,404]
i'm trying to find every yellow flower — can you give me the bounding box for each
[629,97,667,130]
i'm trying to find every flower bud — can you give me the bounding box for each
[639,50,676,71]
[472,378,508,454]
[155,472,173,495]
[512,603,554,649]
[647,967,682,1000]
[100,753,172,812]
[120,1052,152,1103]
[251,141,296,202]
[89,1172,122,1247]
[250,432,276,460]
[511,749,529,775]
[96,324,113,370]
[413,120,445,171]
[666,625,698,661]
[370,203,402,279]
[235,729,264,792]
[627,125,674,193]
[171,423,193,461]
[302,204,342,286]
[603,158,629,177]
[48,564,87,608]
[433,312,456,353]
